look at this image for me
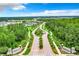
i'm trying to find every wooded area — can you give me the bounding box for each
[0,23,29,54]
[45,18,79,53]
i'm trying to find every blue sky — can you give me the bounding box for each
[0,3,79,17]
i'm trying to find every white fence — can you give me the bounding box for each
[61,46,76,53]
[7,47,23,55]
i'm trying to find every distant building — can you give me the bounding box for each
[24,22,37,26]
[0,21,22,27]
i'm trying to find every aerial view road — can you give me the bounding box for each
[0,3,79,56]
[29,23,54,56]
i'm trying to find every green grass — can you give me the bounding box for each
[48,34,58,54]
[35,28,43,37]
[23,24,41,55]
[23,32,34,55]
[39,37,43,49]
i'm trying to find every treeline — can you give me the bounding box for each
[0,17,34,21]
[45,18,79,52]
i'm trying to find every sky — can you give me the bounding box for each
[0,3,79,17]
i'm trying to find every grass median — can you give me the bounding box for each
[35,28,43,49]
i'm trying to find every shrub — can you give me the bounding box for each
[39,37,43,49]
[0,47,8,54]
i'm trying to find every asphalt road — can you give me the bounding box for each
[29,23,54,56]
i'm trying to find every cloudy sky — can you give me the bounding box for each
[0,3,79,17]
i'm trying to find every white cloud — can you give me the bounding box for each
[0,3,26,11]
[2,9,79,17]
[23,10,79,16]
[12,5,26,10]
[3,9,79,17]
